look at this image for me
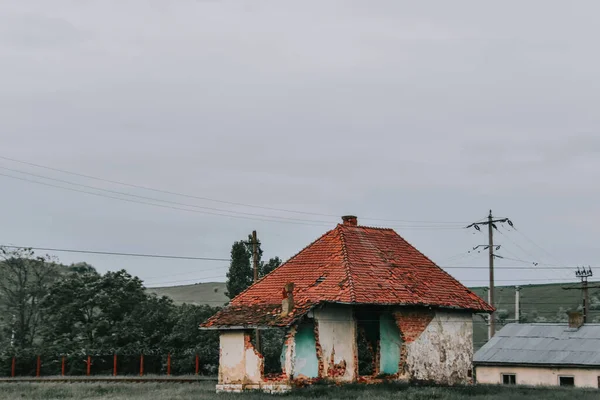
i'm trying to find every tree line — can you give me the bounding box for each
[0,235,283,376]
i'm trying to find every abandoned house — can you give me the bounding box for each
[201,216,493,393]
[474,312,600,388]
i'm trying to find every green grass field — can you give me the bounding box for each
[470,282,600,349]
[0,381,598,400]
[146,282,228,306]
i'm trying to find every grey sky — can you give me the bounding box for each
[1,1,598,290]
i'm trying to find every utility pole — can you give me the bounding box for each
[562,267,598,324]
[515,286,521,323]
[487,211,495,337]
[467,210,513,339]
[576,267,592,323]
[251,230,260,351]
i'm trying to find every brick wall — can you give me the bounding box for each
[393,309,435,343]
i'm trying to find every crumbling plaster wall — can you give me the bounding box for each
[218,331,265,385]
[314,304,357,381]
[218,331,247,384]
[396,309,473,384]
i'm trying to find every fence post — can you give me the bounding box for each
[61,356,65,376]
[140,354,144,377]
[86,355,91,376]
[195,354,199,375]
[11,356,15,378]
[167,353,171,376]
[36,355,41,378]
[113,354,117,377]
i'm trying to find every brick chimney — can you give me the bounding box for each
[281,282,295,317]
[567,311,584,329]
[341,215,358,226]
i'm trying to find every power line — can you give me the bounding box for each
[0,245,230,262]
[0,172,468,230]
[0,155,469,225]
[495,227,547,264]
[513,226,565,265]
[0,172,334,227]
[0,243,581,270]
[0,166,337,225]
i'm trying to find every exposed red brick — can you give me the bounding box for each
[313,321,325,378]
[201,222,492,329]
[327,347,347,378]
[393,309,435,343]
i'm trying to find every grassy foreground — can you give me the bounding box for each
[0,381,598,400]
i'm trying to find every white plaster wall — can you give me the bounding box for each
[403,310,473,384]
[476,366,600,388]
[245,347,262,383]
[314,304,357,381]
[219,331,246,384]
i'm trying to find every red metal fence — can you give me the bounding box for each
[4,353,207,378]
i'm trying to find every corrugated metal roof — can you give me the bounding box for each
[474,323,600,367]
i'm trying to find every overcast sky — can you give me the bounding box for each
[1,1,598,291]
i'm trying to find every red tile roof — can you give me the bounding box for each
[201,221,493,329]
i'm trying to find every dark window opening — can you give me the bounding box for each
[559,376,574,387]
[467,369,472,378]
[502,374,516,385]
[355,308,380,377]
[249,328,287,376]
[357,326,376,376]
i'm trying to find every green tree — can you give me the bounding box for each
[260,256,282,277]
[225,235,282,299]
[41,269,147,353]
[166,303,221,374]
[0,247,57,349]
[225,240,253,299]
[117,294,177,353]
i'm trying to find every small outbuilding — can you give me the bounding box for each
[474,312,600,388]
[201,216,493,393]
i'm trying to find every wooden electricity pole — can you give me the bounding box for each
[487,211,495,337]
[467,210,513,339]
[251,230,260,351]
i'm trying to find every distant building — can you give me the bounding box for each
[201,216,492,393]
[474,312,600,388]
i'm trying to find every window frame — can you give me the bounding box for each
[558,375,575,387]
[501,373,516,385]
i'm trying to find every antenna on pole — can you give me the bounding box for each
[575,266,593,323]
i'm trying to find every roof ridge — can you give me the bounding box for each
[338,224,394,231]
[337,225,356,303]
[229,227,338,305]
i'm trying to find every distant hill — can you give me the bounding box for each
[147,282,229,306]
[470,282,600,350]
